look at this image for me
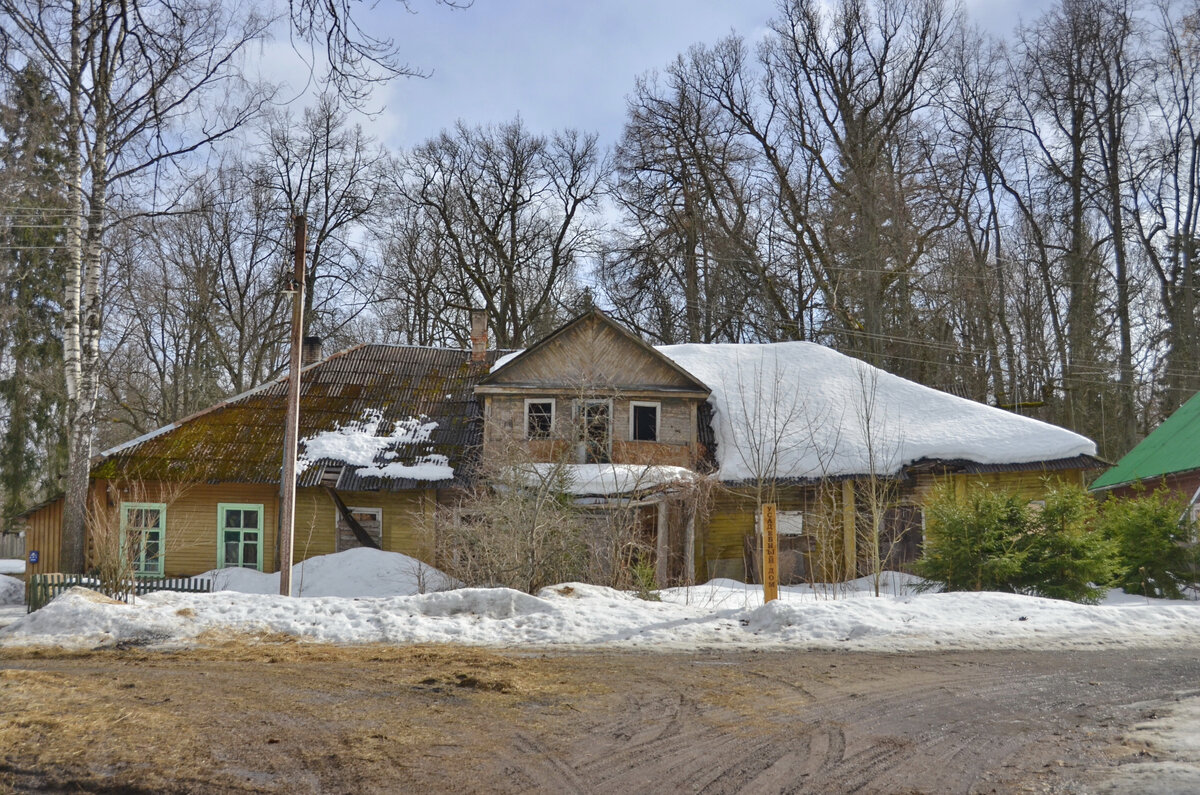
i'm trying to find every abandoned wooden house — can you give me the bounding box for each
[21,309,1104,587]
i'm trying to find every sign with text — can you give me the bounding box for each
[761,503,779,603]
[28,550,38,564]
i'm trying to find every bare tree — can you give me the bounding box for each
[0,0,270,572]
[394,118,608,348]
[261,94,389,341]
[604,60,768,344]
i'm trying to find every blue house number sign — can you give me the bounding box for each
[28,550,38,564]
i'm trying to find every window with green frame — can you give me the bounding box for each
[120,502,165,578]
[217,503,264,571]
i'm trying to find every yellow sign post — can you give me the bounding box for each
[761,503,779,603]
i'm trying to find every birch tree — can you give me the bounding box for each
[0,0,269,572]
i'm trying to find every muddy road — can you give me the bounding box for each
[1,641,1196,794]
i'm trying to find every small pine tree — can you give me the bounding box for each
[915,485,1028,593]
[1018,486,1112,604]
[917,482,1113,603]
[1098,486,1199,599]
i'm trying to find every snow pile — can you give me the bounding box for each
[512,463,695,496]
[5,565,1200,651]
[298,409,453,481]
[1101,697,1200,792]
[201,548,456,597]
[0,574,23,605]
[658,342,1096,480]
[0,559,25,575]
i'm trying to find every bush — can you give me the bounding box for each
[915,485,1028,592]
[916,483,1112,603]
[1098,486,1199,599]
[1017,485,1111,604]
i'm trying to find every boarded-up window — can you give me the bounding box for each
[881,506,923,570]
[337,507,383,552]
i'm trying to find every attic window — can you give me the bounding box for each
[525,399,555,439]
[631,402,659,442]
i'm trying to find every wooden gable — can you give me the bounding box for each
[477,310,710,397]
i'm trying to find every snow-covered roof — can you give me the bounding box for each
[658,342,1097,482]
[512,463,696,497]
[298,410,454,482]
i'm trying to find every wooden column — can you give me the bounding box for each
[655,500,669,587]
[842,480,856,581]
[279,215,306,597]
[684,508,696,586]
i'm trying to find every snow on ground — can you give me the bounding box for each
[0,559,25,575]
[658,342,1095,480]
[0,574,23,605]
[1099,698,1200,794]
[2,556,1199,652]
[200,548,457,597]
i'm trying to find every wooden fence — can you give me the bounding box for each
[0,533,22,560]
[26,573,213,613]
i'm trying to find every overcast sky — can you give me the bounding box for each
[260,0,1056,152]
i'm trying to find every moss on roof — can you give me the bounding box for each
[92,344,507,490]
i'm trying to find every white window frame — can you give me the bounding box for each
[755,510,805,536]
[629,401,661,442]
[524,398,556,439]
[335,506,383,552]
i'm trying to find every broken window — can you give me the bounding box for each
[525,399,555,439]
[631,402,659,442]
[579,400,612,463]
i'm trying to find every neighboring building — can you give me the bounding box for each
[1090,391,1200,510]
[22,309,1104,587]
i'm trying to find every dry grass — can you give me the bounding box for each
[0,641,606,793]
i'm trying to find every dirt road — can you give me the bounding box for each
[1,640,1197,793]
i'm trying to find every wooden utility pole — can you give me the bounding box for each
[279,215,306,597]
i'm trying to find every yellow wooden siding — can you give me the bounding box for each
[21,482,436,578]
[292,488,433,563]
[698,470,1091,583]
[151,483,278,576]
[908,469,1087,505]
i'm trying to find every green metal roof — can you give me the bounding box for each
[1091,391,1200,490]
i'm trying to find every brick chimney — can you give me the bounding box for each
[470,309,488,362]
[301,336,323,366]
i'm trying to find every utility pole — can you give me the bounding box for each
[279,215,306,597]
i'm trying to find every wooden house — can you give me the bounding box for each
[21,338,506,579]
[478,311,1104,585]
[22,309,1104,588]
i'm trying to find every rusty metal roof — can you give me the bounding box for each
[92,344,511,491]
